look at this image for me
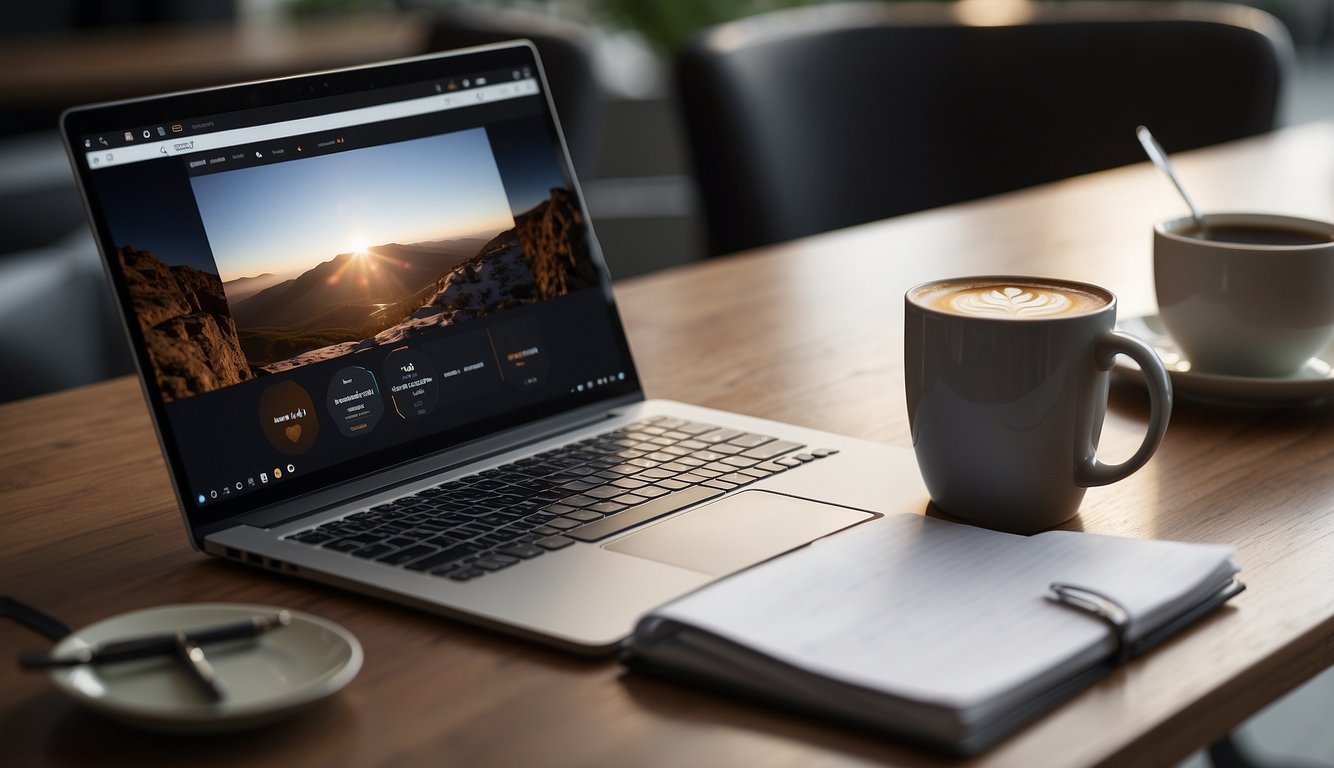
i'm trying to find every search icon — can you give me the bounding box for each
[159,146,168,155]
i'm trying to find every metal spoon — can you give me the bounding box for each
[1136,126,1208,236]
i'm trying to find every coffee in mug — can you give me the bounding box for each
[1190,224,1333,246]
[904,276,1172,534]
[913,280,1108,318]
[1155,212,1334,377]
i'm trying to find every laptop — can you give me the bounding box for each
[62,42,923,653]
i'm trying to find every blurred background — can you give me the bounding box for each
[5,0,1333,286]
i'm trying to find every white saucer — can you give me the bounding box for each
[1115,315,1334,405]
[48,603,362,733]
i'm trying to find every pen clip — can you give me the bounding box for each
[1048,582,1133,665]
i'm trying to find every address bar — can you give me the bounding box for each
[84,79,540,170]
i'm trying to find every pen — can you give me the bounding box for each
[19,610,291,670]
[175,632,224,701]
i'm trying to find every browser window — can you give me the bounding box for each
[75,61,635,519]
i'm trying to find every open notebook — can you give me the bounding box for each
[621,513,1242,754]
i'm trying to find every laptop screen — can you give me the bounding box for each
[62,44,640,533]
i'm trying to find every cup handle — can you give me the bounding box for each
[1076,331,1173,488]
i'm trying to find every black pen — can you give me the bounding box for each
[20,610,291,670]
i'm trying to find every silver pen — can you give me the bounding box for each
[175,632,224,701]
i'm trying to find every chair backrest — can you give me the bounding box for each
[426,6,603,180]
[676,1,1293,256]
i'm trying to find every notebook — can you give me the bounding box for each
[60,42,922,653]
[622,513,1243,754]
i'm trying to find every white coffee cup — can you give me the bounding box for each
[1154,213,1334,377]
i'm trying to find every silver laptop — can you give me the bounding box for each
[62,42,921,653]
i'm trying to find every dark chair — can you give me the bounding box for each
[676,2,1293,256]
[426,6,603,181]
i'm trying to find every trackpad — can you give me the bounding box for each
[603,490,875,576]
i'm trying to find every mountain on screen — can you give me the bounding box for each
[226,187,597,373]
[229,239,489,331]
[222,272,288,304]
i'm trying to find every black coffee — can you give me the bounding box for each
[1189,224,1334,246]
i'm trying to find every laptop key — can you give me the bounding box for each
[377,544,438,566]
[637,468,675,480]
[289,530,336,544]
[634,485,671,499]
[545,517,582,530]
[325,534,380,552]
[708,443,745,456]
[536,535,576,550]
[696,429,743,444]
[704,461,741,474]
[576,485,617,499]
[741,440,805,461]
[564,510,603,522]
[406,544,482,572]
[565,487,724,543]
[447,568,484,582]
[474,555,520,572]
[351,543,397,560]
[660,461,697,473]
[499,544,545,560]
[728,433,775,448]
[703,479,739,491]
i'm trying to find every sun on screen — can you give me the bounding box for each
[348,235,371,257]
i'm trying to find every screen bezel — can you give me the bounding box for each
[60,42,644,545]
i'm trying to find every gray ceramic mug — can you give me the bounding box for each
[904,276,1172,534]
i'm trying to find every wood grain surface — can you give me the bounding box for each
[2,122,1333,767]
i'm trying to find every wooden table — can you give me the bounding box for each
[3,121,1334,767]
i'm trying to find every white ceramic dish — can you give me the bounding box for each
[48,603,361,733]
[1115,315,1334,405]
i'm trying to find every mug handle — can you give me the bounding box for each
[1076,331,1173,488]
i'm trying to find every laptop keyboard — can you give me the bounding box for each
[282,416,837,582]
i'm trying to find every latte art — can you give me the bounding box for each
[911,279,1108,319]
[950,286,1072,318]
